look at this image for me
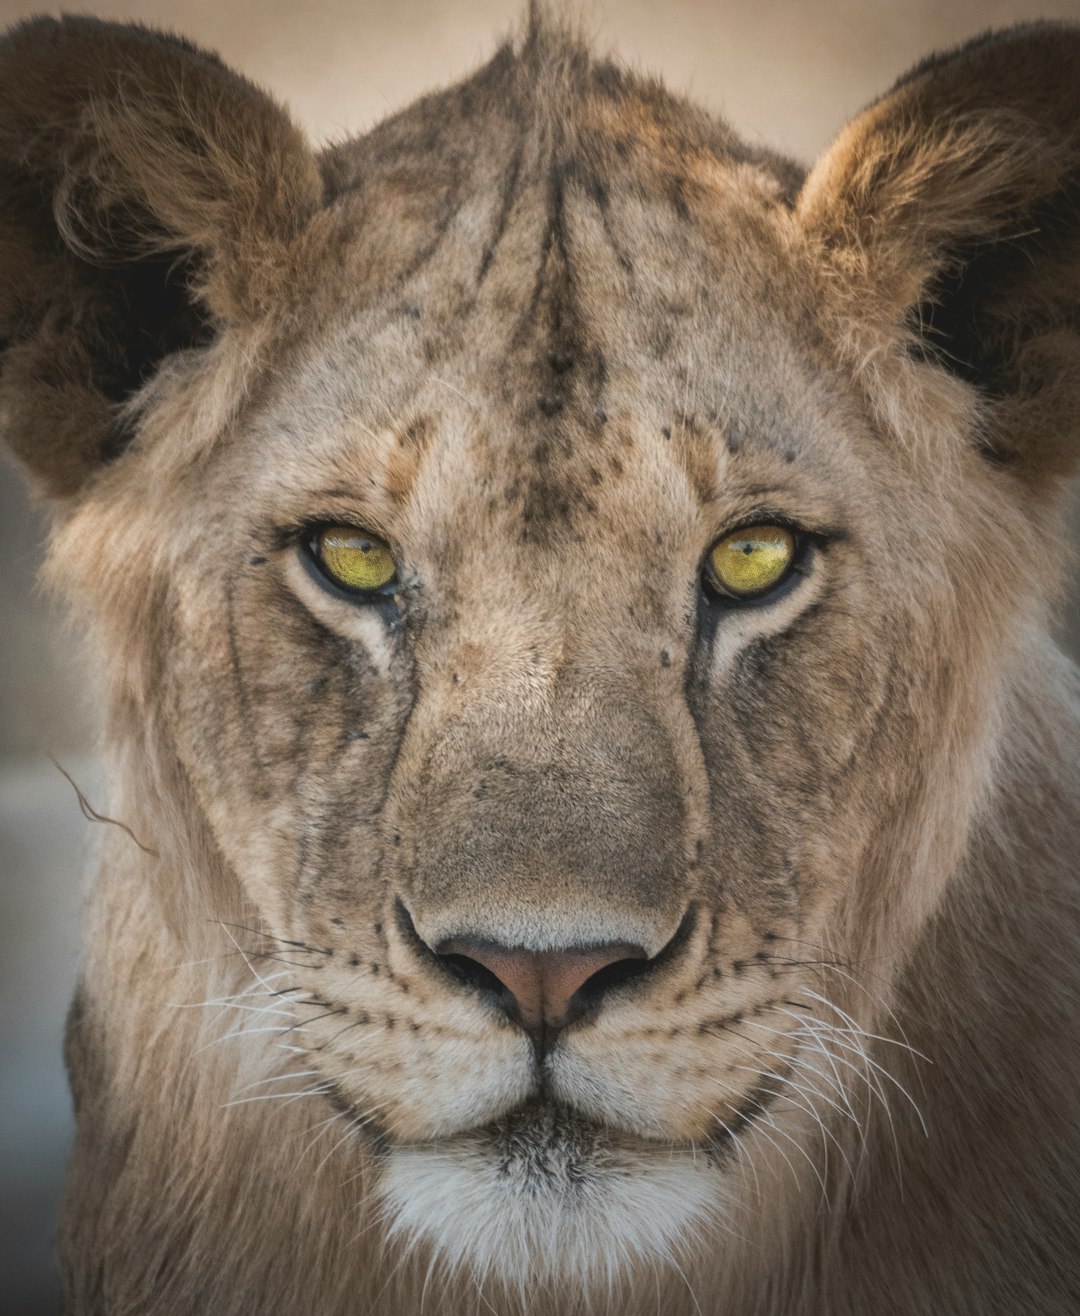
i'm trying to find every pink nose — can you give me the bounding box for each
[436,937,648,1035]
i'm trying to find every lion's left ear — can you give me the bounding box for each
[799,23,1080,490]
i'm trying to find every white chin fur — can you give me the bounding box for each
[378,1113,724,1293]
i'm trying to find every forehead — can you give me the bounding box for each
[236,43,859,542]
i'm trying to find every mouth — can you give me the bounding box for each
[388,1082,777,1171]
[397,1101,671,1172]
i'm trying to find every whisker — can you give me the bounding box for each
[221,1082,333,1109]
[215,921,333,956]
[230,1069,323,1096]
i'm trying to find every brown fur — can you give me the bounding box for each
[3,11,1080,1314]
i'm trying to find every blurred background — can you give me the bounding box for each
[3,1,1080,1310]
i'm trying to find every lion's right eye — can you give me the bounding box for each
[308,525,398,595]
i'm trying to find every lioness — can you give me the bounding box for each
[2,9,1079,1314]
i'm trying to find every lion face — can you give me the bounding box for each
[108,92,1009,1284]
[6,14,1079,1303]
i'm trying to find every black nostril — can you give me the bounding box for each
[437,950,512,1002]
[571,950,655,1009]
[562,906,696,1018]
[393,903,520,1010]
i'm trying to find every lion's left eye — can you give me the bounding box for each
[704,524,796,601]
[308,525,398,594]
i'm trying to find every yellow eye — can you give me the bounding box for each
[706,524,796,599]
[312,526,397,593]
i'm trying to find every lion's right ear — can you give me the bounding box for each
[0,16,323,499]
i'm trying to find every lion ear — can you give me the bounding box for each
[798,23,1080,490]
[0,16,323,499]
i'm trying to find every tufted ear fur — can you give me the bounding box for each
[0,16,323,499]
[799,23,1080,490]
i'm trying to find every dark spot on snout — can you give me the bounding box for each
[537,393,564,416]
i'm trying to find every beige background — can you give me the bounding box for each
[2,1,1080,1310]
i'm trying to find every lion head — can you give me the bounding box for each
[3,13,1080,1313]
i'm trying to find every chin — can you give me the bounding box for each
[377,1106,725,1292]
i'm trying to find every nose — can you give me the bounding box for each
[434,935,650,1054]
